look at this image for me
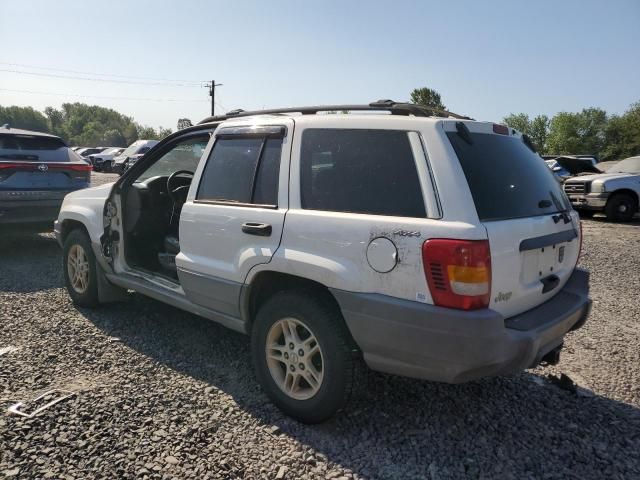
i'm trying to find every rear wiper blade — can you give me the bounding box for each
[548,190,572,224]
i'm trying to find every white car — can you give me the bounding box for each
[89,147,125,172]
[564,155,640,221]
[54,101,591,423]
[111,139,158,174]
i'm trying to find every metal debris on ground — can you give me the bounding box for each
[0,346,20,357]
[8,389,76,418]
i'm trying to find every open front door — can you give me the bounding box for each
[176,119,293,318]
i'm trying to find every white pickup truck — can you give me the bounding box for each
[563,156,640,221]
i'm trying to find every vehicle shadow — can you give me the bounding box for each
[0,232,62,293]
[80,293,640,479]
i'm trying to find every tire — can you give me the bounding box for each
[251,290,358,423]
[104,161,112,173]
[605,193,637,222]
[63,229,100,307]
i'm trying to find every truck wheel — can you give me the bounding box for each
[251,290,357,423]
[63,229,99,307]
[605,193,637,222]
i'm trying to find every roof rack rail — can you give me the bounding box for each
[198,100,473,124]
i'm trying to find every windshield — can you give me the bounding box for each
[447,131,571,221]
[609,156,640,174]
[120,142,143,157]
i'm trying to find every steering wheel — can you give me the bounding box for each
[166,170,194,204]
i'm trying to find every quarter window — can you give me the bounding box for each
[300,129,426,217]
[197,136,283,206]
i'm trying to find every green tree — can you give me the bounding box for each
[502,113,549,153]
[546,108,607,155]
[602,102,640,160]
[530,115,550,154]
[410,87,446,111]
[136,124,172,140]
[503,113,531,135]
[0,106,50,133]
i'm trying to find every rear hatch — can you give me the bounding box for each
[446,122,581,318]
[0,133,91,193]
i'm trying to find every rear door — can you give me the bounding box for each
[176,119,293,317]
[445,122,581,318]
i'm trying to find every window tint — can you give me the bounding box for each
[0,134,66,151]
[253,138,282,205]
[135,135,208,183]
[300,129,425,217]
[197,136,282,205]
[447,132,571,221]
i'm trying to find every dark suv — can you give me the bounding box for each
[0,126,92,230]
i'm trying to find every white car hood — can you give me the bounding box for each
[565,173,636,182]
[64,182,114,202]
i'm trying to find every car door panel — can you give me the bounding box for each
[176,119,293,316]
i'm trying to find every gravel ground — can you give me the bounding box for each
[1,188,639,478]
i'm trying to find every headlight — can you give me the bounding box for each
[591,182,606,193]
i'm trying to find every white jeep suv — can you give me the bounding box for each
[55,101,591,423]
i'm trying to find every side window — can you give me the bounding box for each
[134,136,209,183]
[300,129,426,217]
[197,136,283,206]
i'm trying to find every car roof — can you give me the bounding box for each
[0,126,62,139]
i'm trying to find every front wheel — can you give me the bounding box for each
[605,193,637,222]
[63,229,99,307]
[251,290,358,423]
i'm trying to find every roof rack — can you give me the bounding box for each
[198,99,473,124]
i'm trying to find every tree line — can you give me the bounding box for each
[0,103,173,147]
[411,87,639,160]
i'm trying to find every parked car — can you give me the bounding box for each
[90,147,125,172]
[563,155,640,221]
[0,126,92,230]
[121,152,147,174]
[545,156,602,181]
[55,101,591,423]
[76,147,108,159]
[111,140,158,174]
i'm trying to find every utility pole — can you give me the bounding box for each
[207,80,223,116]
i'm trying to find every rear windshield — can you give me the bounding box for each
[0,134,75,162]
[0,134,66,151]
[447,131,570,221]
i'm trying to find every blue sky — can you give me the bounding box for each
[1,0,638,130]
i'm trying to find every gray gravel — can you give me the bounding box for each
[1,211,639,478]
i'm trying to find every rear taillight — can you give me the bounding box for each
[422,239,491,310]
[0,163,92,171]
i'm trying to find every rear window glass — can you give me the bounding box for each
[0,134,66,151]
[447,131,570,221]
[300,129,426,218]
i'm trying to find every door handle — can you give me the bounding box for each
[241,222,272,237]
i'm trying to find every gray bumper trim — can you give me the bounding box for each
[331,268,591,383]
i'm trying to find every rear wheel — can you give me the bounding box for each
[605,193,637,222]
[63,229,99,307]
[251,290,357,423]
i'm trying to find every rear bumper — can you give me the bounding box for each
[332,268,591,383]
[0,190,72,226]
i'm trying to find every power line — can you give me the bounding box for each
[0,68,203,87]
[0,87,204,103]
[0,62,205,85]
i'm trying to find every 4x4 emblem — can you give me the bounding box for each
[37,163,48,172]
